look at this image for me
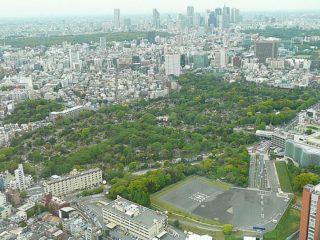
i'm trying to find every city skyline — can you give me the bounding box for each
[1,0,320,18]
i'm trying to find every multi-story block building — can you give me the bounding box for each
[255,39,279,63]
[300,184,320,240]
[103,196,167,240]
[14,164,26,190]
[271,131,293,150]
[164,55,181,76]
[43,168,102,197]
[49,105,84,122]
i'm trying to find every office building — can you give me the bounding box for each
[103,196,167,240]
[123,18,131,29]
[0,192,12,219]
[299,184,320,240]
[194,13,201,27]
[215,49,228,68]
[204,9,210,26]
[192,54,209,69]
[100,37,107,49]
[222,6,230,29]
[43,168,102,197]
[0,177,4,192]
[285,140,320,167]
[187,6,194,28]
[69,48,80,70]
[152,8,160,29]
[5,188,21,207]
[230,8,240,23]
[255,39,279,63]
[164,55,181,76]
[215,8,222,16]
[208,12,217,28]
[148,31,156,44]
[271,131,293,150]
[114,9,121,29]
[15,164,26,191]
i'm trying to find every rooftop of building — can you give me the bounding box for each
[287,139,320,154]
[104,196,167,228]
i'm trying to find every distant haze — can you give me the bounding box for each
[1,0,320,18]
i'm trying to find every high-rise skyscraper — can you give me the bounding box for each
[194,13,201,27]
[222,6,230,29]
[69,48,80,69]
[208,12,217,28]
[100,37,107,49]
[14,164,26,191]
[177,14,186,32]
[299,184,320,240]
[114,8,120,29]
[187,6,194,28]
[153,8,160,29]
[165,55,181,76]
[254,39,279,63]
[147,31,156,44]
[204,9,211,26]
[230,8,241,23]
[123,18,131,30]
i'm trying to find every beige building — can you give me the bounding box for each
[103,196,167,240]
[49,105,84,122]
[44,168,102,197]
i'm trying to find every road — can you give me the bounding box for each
[248,141,281,193]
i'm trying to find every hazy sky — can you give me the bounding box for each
[1,0,320,18]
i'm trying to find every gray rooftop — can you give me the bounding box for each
[104,196,167,228]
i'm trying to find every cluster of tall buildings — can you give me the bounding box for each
[113,5,241,30]
[0,164,31,192]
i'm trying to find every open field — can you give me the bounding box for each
[275,161,293,193]
[152,176,290,232]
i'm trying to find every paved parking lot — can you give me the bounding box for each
[157,178,290,232]
[159,178,226,213]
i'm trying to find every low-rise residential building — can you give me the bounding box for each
[43,168,102,196]
[49,105,84,121]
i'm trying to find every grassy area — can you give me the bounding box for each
[264,206,300,240]
[275,161,293,193]
[151,176,232,226]
[177,222,224,240]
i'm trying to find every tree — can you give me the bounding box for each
[80,128,90,138]
[128,162,138,171]
[20,191,28,199]
[172,219,180,228]
[223,224,233,235]
[293,173,319,191]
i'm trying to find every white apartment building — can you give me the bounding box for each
[165,54,181,76]
[49,105,84,122]
[103,196,167,240]
[43,168,102,197]
[14,164,26,191]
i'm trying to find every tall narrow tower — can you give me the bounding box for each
[152,8,160,29]
[300,184,320,240]
[15,164,26,190]
[114,9,121,29]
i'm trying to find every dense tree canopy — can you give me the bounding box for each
[2,72,320,196]
[4,99,63,124]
